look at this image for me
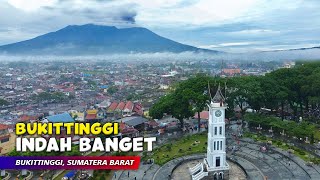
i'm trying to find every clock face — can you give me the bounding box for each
[215,110,222,117]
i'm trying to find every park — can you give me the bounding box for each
[114,61,320,180]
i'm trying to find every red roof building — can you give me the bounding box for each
[133,103,143,115]
[85,114,97,120]
[19,115,39,122]
[124,101,134,113]
[0,124,8,131]
[194,111,209,120]
[63,87,74,93]
[146,120,159,128]
[222,68,241,76]
[116,102,126,111]
[107,102,118,112]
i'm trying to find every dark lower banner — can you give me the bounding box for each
[0,156,140,170]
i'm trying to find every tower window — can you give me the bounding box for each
[216,157,221,167]
[214,127,217,135]
[217,141,219,150]
[214,141,216,150]
[219,126,222,135]
[220,141,223,150]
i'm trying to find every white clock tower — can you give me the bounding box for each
[189,85,229,180]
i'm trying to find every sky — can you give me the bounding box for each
[0,0,320,53]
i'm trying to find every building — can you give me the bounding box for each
[115,102,126,113]
[123,101,134,116]
[85,109,105,123]
[194,111,209,120]
[42,113,91,144]
[114,116,147,132]
[189,85,229,180]
[44,112,75,123]
[119,122,139,137]
[107,102,118,113]
[222,68,241,76]
[0,124,15,155]
[69,110,85,122]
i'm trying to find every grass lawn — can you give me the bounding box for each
[105,170,114,180]
[88,151,103,156]
[145,133,207,166]
[244,131,319,163]
[92,170,112,180]
[314,130,320,141]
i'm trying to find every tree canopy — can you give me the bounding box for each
[149,61,320,125]
[0,98,9,106]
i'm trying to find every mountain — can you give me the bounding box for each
[0,24,218,55]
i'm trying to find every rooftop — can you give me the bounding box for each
[46,112,75,123]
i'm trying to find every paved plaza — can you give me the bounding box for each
[171,160,246,180]
[111,121,320,180]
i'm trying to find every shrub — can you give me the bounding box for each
[299,151,306,156]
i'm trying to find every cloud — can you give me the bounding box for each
[0,0,319,53]
[227,29,281,35]
[0,0,139,45]
[8,0,58,12]
[134,0,260,27]
[1,49,320,62]
[119,10,137,24]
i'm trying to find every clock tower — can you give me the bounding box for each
[189,84,229,180]
[205,84,229,176]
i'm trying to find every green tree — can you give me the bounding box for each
[149,92,193,128]
[170,91,194,128]
[175,75,212,131]
[149,94,173,120]
[107,86,118,95]
[0,98,9,106]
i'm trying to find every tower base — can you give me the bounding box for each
[189,160,229,180]
[203,170,229,180]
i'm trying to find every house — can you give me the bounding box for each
[222,68,241,76]
[85,109,98,121]
[133,103,143,116]
[115,116,147,131]
[107,102,118,113]
[18,114,40,123]
[62,87,75,96]
[97,100,111,108]
[115,102,125,112]
[42,113,90,144]
[123,101,134,116]
[44,112,75,123]
[69,110,85,122]
[118,122,139,137]
[194,111,209,120]
[0,124,16,155]
[145,119,159,130]
[96,109,105,119]
[85,109,105,123]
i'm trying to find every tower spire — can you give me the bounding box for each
[212,83,225,104]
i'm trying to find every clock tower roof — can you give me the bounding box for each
[212,84,225,103]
